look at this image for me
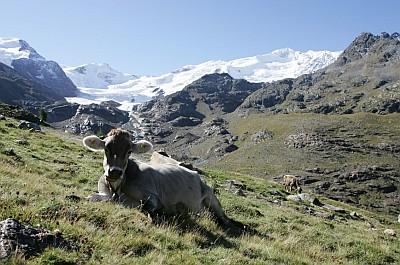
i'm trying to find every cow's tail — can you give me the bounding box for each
[201,183,246,233]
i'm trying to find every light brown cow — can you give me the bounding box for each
[150,151,204,174]
[283,174,302,193]
[83,129,244,230]
[150,151,181,166]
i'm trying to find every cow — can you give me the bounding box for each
[150,151,204,174]
[150,151,181,166]
[283,174,302,193]
[83,128,244,231]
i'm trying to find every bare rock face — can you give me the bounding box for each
[0,219,75,259]
[136,73,262,126]
[240,32,400,115]
[50,102,130,135]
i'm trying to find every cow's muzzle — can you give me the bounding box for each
[107,167,123,181]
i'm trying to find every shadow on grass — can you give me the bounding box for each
[150,213,267,249]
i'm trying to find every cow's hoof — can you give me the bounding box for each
[87,194,110,202]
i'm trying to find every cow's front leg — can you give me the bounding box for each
[88,176,113,202]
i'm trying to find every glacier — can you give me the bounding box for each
[1,37,341,112]
[64,48,341,111]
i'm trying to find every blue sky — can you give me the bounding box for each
[1,0,399,75]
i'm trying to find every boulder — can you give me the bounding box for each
[251,130,273,143]
[0,218,75,259]
[169,116,202,127]
[224,144,238,153]
[0,114,5,120]
[18,120,41,131]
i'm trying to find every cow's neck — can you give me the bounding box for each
[107,177,124,194]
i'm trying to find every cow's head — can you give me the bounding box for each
[83,129,153,182]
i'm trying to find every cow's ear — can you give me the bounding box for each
[132,140,153,154]
[83,135,105,151]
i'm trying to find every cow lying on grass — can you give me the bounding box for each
[283,174,302,193]
[150,151,204,174]
[83,128,244,231]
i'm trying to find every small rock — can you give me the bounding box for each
[0,114,5,120]
[15,139,29,145]
[174,134,184,141]
[251,130,273,143]
[366,222,376,230]
[2,148,16,156]
[234,188,246,197]
[350,211,360,219]
[315,212,335,220]
[287,193,321,205]
[323,204,346,213]
[398,214,400,223]
[65,194,81,202]
[383,229,396,237]
[227,180,247,190]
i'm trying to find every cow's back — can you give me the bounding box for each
[123,160,204,213]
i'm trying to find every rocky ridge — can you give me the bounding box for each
[240,32,400,115]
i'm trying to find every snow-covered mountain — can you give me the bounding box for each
[0,37,77,97]
[0,38,44,66]
[65,48,341,111]
[63,63,137,88]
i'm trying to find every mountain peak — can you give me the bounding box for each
[63,63,137,88]
[0,38,44,66]
[336,31,400,65]
[0,37,77,97]
[270,48,295,57]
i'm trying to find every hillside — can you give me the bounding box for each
[0,114,399,264]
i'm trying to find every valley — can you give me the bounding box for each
[0,31,399,264]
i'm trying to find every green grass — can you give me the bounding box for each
[0,118,399,264]
[214,112,400,177]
